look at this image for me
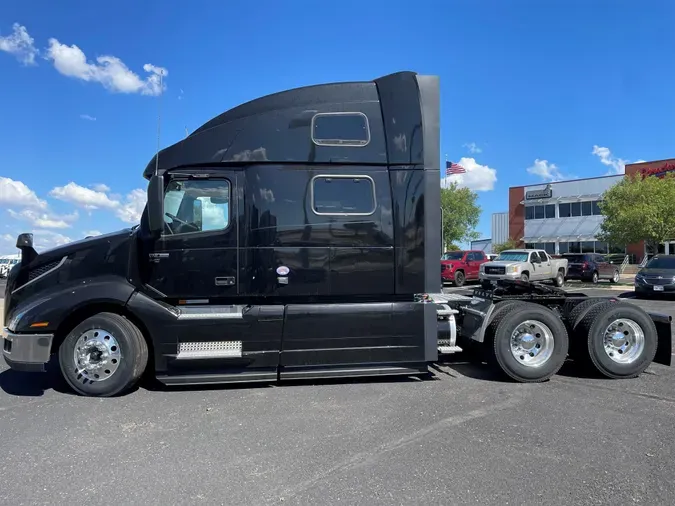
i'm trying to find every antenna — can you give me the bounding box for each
[154,69,164,177]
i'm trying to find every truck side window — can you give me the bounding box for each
[311,112,370,147]
[163,179,230,235]
[311,175,376,215]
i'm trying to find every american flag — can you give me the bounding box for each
[446,161,466,175]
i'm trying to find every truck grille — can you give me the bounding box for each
[643,276,674,286]
[485,266,505,275]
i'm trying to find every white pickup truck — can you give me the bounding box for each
[479,249,568,287]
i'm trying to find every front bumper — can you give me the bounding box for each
[2,327,53,372]
[479,271,520,282]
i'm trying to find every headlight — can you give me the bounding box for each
[479,264,485,271]
[506,265,519,274]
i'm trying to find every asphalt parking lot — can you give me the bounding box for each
[0,279,674,505]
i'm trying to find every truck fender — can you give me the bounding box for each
[649,311,673,366]
[10,276,136,334]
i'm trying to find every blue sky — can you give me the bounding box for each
[1,0,674,254]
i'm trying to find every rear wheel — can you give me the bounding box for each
[577,301,657,379]
[454,270,465,287]
[610,270,620,283]
[488,302,569,382]
[553,270,564,287]
[58,312,149,397]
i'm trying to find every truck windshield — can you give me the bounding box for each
[441,252,464,260]
[496,252,529,262]
[645,257,675,270]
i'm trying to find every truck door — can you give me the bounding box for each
[145,172,239,301]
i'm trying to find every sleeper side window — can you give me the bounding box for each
[163,179,230,235]
[311,175,376,215]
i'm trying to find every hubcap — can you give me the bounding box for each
[603,319,644,364]
[510,320,555,367]
[72,328,122,382]
[613,271,619,282]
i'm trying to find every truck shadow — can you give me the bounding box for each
[0,357,73,397]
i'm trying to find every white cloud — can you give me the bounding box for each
[526,159,566,182]
[45,38,167,95]
[115,189,146,224]
[32,229,72,251]
[91,183,110,192]
[50,182,119,210]
[592,145,629,174]
[442,157,497,192]
[84,230,102,237]
[0,23,38,65]
[7,208,78,229]
[463,142,482,154]
[0,177,47,209]
[80,114,96,121]
[49,182,145,224]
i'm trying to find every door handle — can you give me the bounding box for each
[215,276,236,286]
[149,253,169,263]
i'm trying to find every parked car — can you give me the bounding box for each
[562,253,620,284]
[487,254,498,261]
[634,254,675,296]
[0,255,20,278]
[479,249,568,287]
[441,250,489,286]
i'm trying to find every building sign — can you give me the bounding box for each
[638,162,675,179]
[525,184,553,200]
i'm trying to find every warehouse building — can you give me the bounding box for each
[493,157,675,263]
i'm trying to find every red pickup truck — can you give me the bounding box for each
[441,250,489,286]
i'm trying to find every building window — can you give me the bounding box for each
[558,242,569,254]
[311,175,376,215]
[592,200,602,216]
[581,241,595,253]
[594,242,608,254]
[581,201,593,216]
[559,203,571,218]
[569,242,581,253]
[526,242,555,254]
[525,204,555,220]
[571,202,581,217]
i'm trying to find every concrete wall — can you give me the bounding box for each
[491,212,509,246]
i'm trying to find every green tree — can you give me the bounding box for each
[597,172,675,252]
[493,238,519,253]
[440,182,481,251]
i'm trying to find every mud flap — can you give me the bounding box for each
[649,312,673,366]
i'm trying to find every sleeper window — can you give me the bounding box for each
[312,176,376,215]
[163,179,230,235]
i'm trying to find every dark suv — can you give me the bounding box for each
[562,253,620,284]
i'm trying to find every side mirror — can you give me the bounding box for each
[16,232,37,265]
[147,174,165,236]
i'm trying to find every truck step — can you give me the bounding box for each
[177,305,244,320]
[176,340,243,359]
[438,345,463,354]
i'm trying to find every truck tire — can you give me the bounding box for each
[566,298,612,332]
[58,312,149,397]
[490,302,569,382]
[576,301,658,379]
[552,270,564,287]
[520,272,529,282]
[454,270,465,287]
[564,298,617,360]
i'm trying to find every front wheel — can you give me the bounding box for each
[591,271,599,284]
[59,312,149,397]
[454,270,465,287]
[610,270,620,284]
[489,302,569,382]
[520,273,530,282]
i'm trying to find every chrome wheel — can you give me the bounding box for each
[603,319,644,364]
[72,328,122,382]
[510,319,555,367]
[612,270,619,283]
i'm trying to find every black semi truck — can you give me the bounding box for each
[1,71,672,397]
